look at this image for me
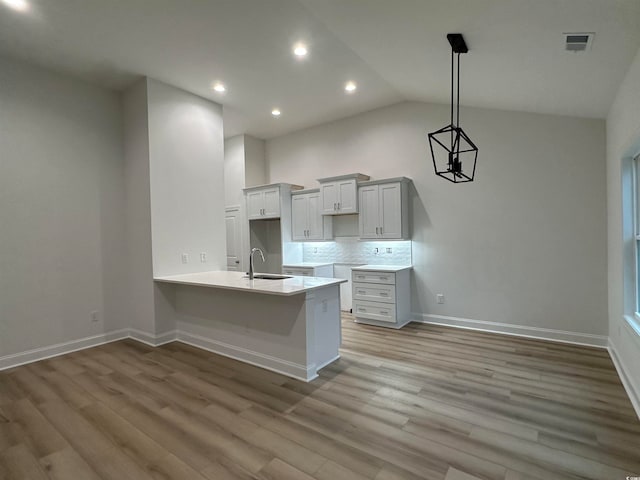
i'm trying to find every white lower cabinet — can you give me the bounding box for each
[352,266,411,328]
[282,264,334,278]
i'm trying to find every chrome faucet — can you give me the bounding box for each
[248,247,265,280]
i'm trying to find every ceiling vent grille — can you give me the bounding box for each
[563,32,594,52]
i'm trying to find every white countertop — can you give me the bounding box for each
[154,271,346,296]
[351,264,413,272]
[282,262,333,268]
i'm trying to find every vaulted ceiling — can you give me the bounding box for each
[1,0,639,138]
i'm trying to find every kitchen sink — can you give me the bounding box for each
[244,274,293,280]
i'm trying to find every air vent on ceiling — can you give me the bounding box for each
[563,32,594,52]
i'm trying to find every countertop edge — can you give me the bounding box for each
[154,275,347,296]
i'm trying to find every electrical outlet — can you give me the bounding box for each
[386,247,392,254]
[313,247,318,254]
[181,253,189,264]
[436,294,445,304]
[374,247,379,254]
[200,252,207,263]
[90,310,99,322]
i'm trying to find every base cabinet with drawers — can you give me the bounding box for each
[282,263,334,278]
[352,266,411,328]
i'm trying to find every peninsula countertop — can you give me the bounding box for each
[154,270,346,296]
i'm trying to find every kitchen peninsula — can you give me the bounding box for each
[154,271,346,381]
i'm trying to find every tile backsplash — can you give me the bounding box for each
[302,237,412,265]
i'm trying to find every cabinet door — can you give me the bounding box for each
[291,195,308,241]
[358,185,380,238]
[262,187,280,218]
[379,182,402,238]
[246,190,264,220]
[320,182,338,214]
[306,193,324,240]
[337,180,357,214]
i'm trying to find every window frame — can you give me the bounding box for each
[635,154,640,322]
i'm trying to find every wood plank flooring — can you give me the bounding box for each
[1,313,639,480]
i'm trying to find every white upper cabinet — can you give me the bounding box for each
[358,178,411,240]
[291,189,332,241]
[244,183,302,220]
[318,173,370,215]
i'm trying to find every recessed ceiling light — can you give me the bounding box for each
[293,43,308,57]
[212,82,226,93]
[271,109,281,117]
[345,81,357,93]
[2,0,29,11]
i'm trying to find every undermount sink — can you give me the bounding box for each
[244,274,293,280]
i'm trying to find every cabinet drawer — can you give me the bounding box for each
[351,271,396,285]
[283,267,313,276]
[353,282,396,303]
[353,300,396,323]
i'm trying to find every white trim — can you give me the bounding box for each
[176,331,313,382]
[314,354,341,373]
[0,327,325,382]
[630,313,640,337]
[128,328,178,347]
[608,339,640,420]
[0,329,129,371]
[412,313,608,348]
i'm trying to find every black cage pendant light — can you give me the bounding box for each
[428,33,478,183]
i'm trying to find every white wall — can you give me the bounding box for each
[0,55,127,358]
[224,135,246,207]
[224,133,267,207]
[147,79,225,277]
[243,134,267,188]
[266,101,608,341]
[122,79,157,335]
[607,44,640,413]
[123,78,226,337]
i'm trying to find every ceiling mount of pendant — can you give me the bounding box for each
[428,33,478,184]
[447,33,468,53]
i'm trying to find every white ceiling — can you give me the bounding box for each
[1,0,639,139]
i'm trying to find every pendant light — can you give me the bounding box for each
[428,33,478,183]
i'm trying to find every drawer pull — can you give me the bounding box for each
[380,311,389,315]
[379,276,387,280]
[379,292,388,296]
[357,290,366,294]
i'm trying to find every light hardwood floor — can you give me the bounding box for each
[1,313,639,480]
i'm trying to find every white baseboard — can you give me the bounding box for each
[608,340,640,420]
[0,327,320,382]
[176,331,313,382]
[0,329,129,371]
[412,313,608,348]
[129,328,178,347]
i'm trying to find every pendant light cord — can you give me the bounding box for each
[456,52,460,129]
[450,46,454,146]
